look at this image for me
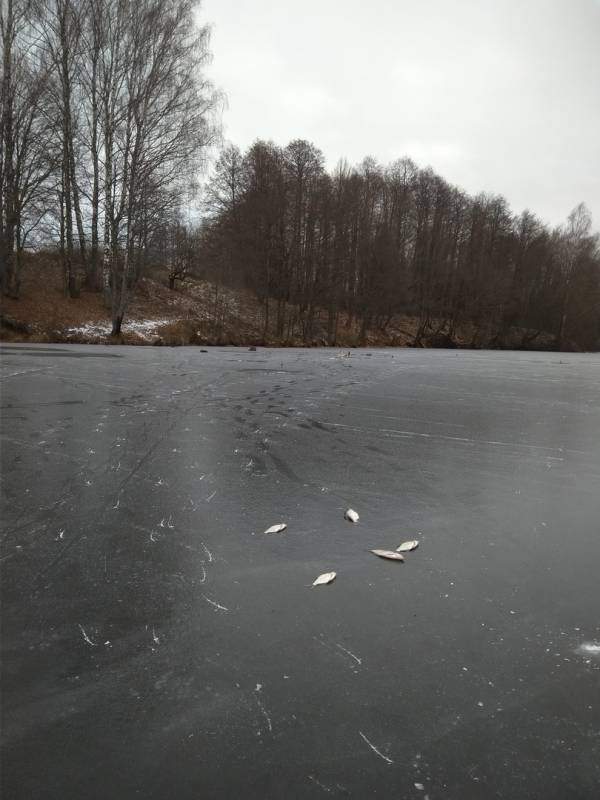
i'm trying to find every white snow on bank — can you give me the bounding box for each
[124,319,173,338]
[65,318,173,341]
[65,322,111,337]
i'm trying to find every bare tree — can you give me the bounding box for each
[1,0,19,296]
[2,0,57,296]
[201,141,600,351]
[30,0,89,295]
[557,203,595,348]
[102,0,218,334]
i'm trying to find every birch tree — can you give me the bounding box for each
[103,0,218,334]
[1,0,56,297]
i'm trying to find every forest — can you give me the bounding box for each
[1,0,599,349]
[1,0,219,332]
[202,143,600,349]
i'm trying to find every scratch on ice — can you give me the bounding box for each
[336,643,362,665]
[358,731,393,764]
[201,594,228,612]
[314,636,362,669]
[201,543,213,563]
[307,775,331,792]
[254,687,273,733]
[78,624,97,646]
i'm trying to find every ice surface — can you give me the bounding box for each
[1,345,599,799]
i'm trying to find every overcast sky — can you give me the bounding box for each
[201,0,600,229]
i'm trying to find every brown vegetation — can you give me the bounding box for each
[1,253,559,350]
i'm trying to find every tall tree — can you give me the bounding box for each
[557,202,597,349]
[1,0,19,296]
[106,0,218,334]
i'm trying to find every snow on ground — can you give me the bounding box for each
[65,318,173,341]
[124,319,173,339]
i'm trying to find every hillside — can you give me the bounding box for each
[1,255,559,350]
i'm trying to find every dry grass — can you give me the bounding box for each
[3,252,552,349]
[1,254,109,339]
[0,256,426,346]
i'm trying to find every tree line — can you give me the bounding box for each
[1,0,218,332]
[2,2,599,349]
[200,140,599,350]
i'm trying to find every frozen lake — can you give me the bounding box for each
[1,344,600,798]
